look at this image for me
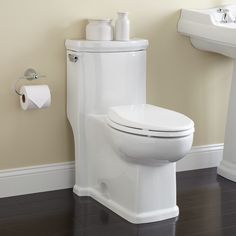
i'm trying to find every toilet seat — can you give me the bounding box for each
[107,104,194,138]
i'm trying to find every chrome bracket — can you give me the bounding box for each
[14,68,46,96]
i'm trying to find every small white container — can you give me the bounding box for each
[115,12,130,41]
[86,19,113,41]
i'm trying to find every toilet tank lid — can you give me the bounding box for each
[65,39,148,52]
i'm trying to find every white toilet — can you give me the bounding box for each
[65,39,194,224]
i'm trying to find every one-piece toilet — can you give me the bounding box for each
[65,39,194,224]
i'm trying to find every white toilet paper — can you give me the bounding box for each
[20,85,51,110]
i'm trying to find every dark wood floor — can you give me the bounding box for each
[0,168,236,236]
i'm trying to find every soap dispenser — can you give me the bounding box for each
[115,12,130,41]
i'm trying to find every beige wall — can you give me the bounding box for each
[0,0,235,170]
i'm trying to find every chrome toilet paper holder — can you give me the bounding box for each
[14,68,46,96]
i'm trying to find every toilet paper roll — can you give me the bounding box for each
[20,85,51,110]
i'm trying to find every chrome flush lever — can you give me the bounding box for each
[217,8,235,23]
[68,54,79,63]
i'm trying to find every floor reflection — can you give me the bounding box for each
[72,195,176,236]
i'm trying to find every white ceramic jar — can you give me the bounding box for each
[115,12,130,41]
[86,19,113,41]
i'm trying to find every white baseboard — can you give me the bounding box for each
[176,143,223,172]
[0,144,224,198]
[0,162,75,198]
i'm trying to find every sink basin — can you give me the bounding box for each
[178,5,236,182]
[178,5,236,58]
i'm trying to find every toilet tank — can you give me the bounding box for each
[65,39,148,126]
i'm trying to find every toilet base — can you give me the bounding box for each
[72,116,180,224]
[218,160,236,182]
[73,185,179,224]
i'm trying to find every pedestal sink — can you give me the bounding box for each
[178,5,236,181]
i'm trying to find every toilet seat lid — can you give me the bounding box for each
[107,104,194,132]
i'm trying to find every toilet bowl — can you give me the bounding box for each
[106,104,194,165]
[65,39,194,224]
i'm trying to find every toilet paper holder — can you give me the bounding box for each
[14,68,46,96]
